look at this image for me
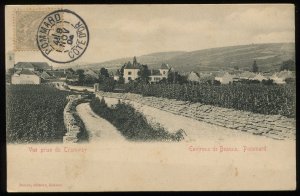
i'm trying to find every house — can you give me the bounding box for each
[11,69,41,84]
[149,63,170,83]
[122,57,171,83]
[214,72,234,84]
[47,70,67,80]
[252,73,268,81]
[35,71,53,80]
[123,57,141,83]
[187,71,200,83]
[149,70,163,83]
[198,72,214,83]
[159,63,170,78]
[66,73,79,82]
[84,69,99,79]
[270,70,295,84]
[14,62,52,71]
[276,70,295,79]
[238,71,256,80]
[14,62,35,71]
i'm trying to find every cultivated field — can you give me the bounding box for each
[123,83,296,118]
[6,85,74,143]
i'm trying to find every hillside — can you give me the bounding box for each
[70,51,187,71]
[71,43,294,73]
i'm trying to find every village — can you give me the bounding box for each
[5,53,296,86]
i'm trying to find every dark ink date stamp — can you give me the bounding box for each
[37,9,89,63]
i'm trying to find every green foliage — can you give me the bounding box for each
[118,76,125,84]
[67,68,75,74]
[100,77,115,92]
[100,67,109,78]
[90,97,184,141]
[167,71,187,84]
[6,85,73,143]
[137,64,150,82]
[83,75,98,85]
[76,69,85,85]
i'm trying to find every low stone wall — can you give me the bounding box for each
[63,95,86,143]
[96,91,295,140]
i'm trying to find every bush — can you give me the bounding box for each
[90,97,184,141]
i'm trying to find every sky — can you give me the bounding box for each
[6,4,295,68]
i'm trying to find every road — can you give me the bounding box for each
[76,103,125,142]
[101,96,281,143]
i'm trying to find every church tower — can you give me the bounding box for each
[133,56,137,67]
[6,51,15,69]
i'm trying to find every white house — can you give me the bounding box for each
[214,72,234,84]
[159,63,170,78]
[238,71,256,80]
[123,57,140,83]
[270,70,295,84]
[149,63,170,83]
[123,57,171,83]
[199,72,214,83]
[11,69,41,84]
[252,73,268,81]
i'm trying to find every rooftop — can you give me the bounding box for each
[161,63,170,69]
[14,62,51,70]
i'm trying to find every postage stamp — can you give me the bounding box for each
[13,8,59,51]
[36,9,89,63]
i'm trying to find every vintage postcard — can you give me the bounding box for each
[5,4,295,191]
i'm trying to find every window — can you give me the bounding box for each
[128,71,132,75]
[128,77,132,80]
[163,71,166,74]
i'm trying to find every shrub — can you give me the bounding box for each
[90,97,184,141]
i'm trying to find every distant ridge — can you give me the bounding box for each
[68,43,294,73]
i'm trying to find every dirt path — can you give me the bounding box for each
[76,103,125,142]
[102,97,279,143]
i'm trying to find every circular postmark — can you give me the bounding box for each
[37,9,89,63]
